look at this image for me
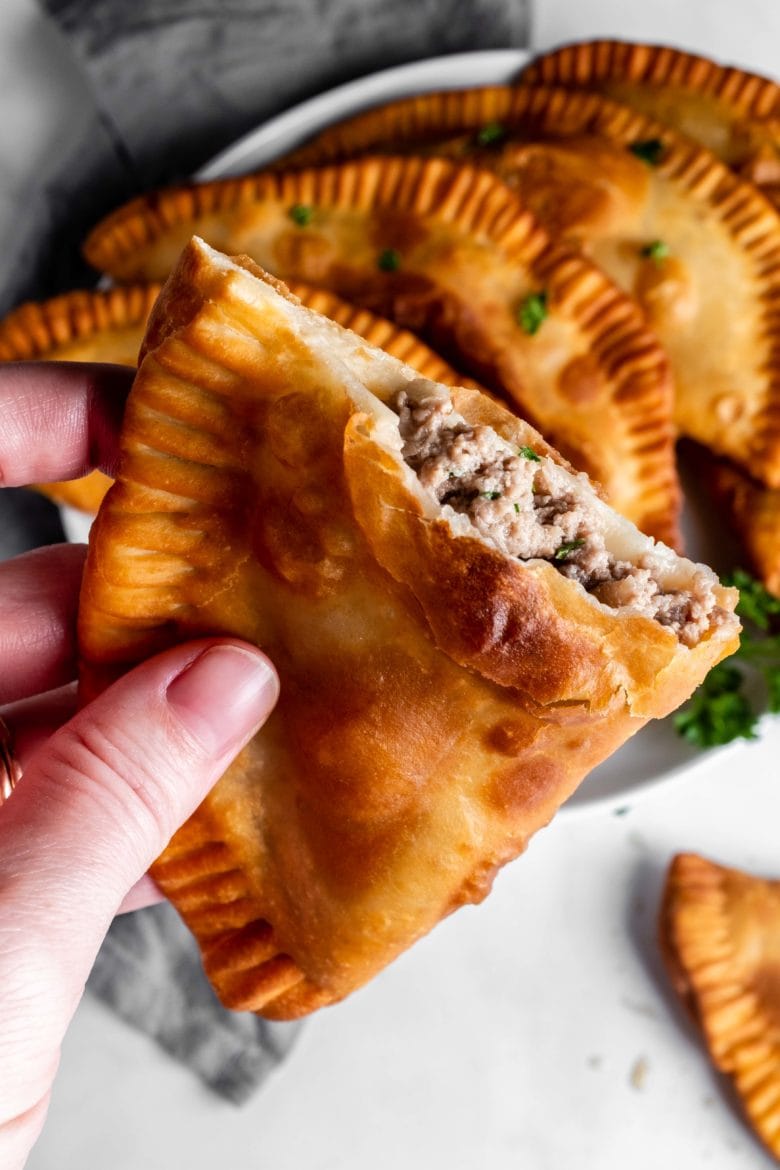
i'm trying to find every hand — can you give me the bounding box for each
[0,363,279,1169]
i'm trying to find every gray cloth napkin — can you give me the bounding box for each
[88,903,301,1104]
[3,0,530,1101]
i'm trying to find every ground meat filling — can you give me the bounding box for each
[397,391,721,647]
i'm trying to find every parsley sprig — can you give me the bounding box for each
[674,570,780,747]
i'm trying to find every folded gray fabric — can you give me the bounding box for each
[2,0,530,315]
[88,903,301,1104]
[1,0,530,1101]
[45,0,531,186]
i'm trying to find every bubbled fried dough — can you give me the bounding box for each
[78,240,738,1017]
[272,84,780,496]
[83,155,679,546]
[661,853,780,1160]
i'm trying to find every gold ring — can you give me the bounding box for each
[0,714,22,804]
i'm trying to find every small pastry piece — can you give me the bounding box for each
[707,457,780,598]
[83,155,679,546]
[660,853,780,1160]
[0,285,163,513]
[521,40,780,192]
[79,238,739,1019]
[270,84,780,495]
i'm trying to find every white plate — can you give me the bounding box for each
[63,48,752,814]
[196,50,531,179]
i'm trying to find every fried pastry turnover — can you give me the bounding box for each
[521,40,780,198]
[273,84,780,494]
[83,155,679,546]
[661,853,780,1160]
[0,285,162,513]
[78,237,739,1018]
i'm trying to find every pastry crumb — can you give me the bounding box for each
[630,1056,649,1090]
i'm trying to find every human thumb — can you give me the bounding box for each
[0,637,277,1165]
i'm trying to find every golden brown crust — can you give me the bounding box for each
[521,40,780,174]
[83,154,678,546]
[660,853,780,1160]
[268,85,780,497]
[78,240,738,1018]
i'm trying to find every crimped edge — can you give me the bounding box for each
[0,284,162,361]
[660,852,780,1159]
[150,807,332,1019]
[82,153,678,545]
[522,39,780,122]
[83,155,547,276]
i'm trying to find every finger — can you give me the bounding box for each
[117,875,164,915]
[0,637,278,1151]
[0,361,133,487]
[0,545,86,703]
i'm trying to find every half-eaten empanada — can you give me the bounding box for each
[78,238,739,1018]
[521,40,780,197]
[0,285,162,513]
[272,85,780,494]
[661,852,780,1159]
[83,155,679,546]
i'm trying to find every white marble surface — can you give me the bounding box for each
[3,1,780,1167]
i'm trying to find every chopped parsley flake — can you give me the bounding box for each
[629,138,666,166]
[641,239,670,264]
[514,502,521,514]
[518,445,541,462]
[674,664,757,748]
[674,570,780,747]
[727,567,780,629]
[518,290,548,335]
[476,121,506,147]
[480,491,502,500]
[553,539,586,562]
[289,203,313,226]
[377,248,401,272]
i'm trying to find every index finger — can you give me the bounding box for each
[0,361,134,487]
